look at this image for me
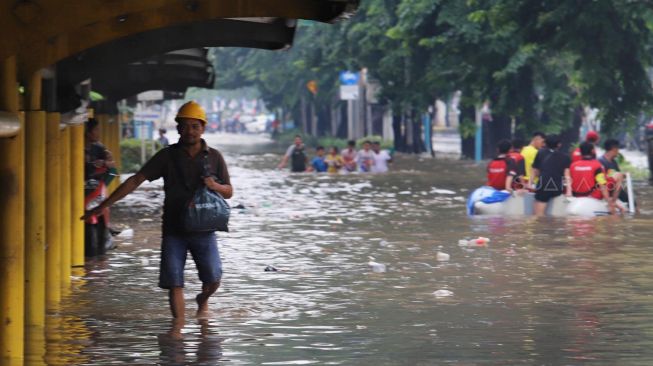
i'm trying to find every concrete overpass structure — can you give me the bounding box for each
[0,1,356,363]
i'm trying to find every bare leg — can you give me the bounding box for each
[612,173,624,202]
[196,281,220,317]
[169,287,185,319]
[534,201,547,216]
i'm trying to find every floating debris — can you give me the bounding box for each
[433,289,454,298]
[436,246,450,262]
[367,257,387,273]
[116,228,134,238]
[458,237,490,247]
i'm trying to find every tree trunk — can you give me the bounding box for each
[411,110,425,154]
[460,104,475,159]
[559,106,584,154]
[392,111,404,152]
[300,95,308,134]
[484,114,511,159]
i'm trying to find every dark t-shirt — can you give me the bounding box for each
[138,140,231,235]
[598,155,620,174]
[85,142,109,181]
[532,148,571,193]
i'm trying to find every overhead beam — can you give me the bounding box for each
[93,63,214,101]
[57,18,295,87]
[9,0,357,78]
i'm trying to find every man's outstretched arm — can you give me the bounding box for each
[81,172,148,220]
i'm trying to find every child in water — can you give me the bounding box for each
[325,146,343,174]
[310,146,328,173]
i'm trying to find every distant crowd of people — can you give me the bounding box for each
[485,131,629,215]
[277,135,393,174]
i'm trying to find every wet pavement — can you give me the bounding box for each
[36,133,653,365]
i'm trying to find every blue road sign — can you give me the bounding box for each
[339,71,359,85]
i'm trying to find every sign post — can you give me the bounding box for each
[339,71,360,140]
[475,105,482,163]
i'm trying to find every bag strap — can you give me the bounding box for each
[172,145,223,189]
[202,150,211,178]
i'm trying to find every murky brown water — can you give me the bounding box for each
[35,135,653,365]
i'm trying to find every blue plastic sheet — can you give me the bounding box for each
[466,186,511,215]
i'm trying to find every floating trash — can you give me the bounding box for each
[367,257,387,273]
[433,289,454,298]
[436,246,450,262]
[458,237,490,247]
[116,228,133,239]
[328,218,344,224]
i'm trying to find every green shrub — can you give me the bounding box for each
[616,153,649,181]
[120,139,161,173]
[316,137,348,150]
[355,135,393,150]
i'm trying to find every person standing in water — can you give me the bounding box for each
[278,135,307,172]
[356,140,375,173]
[324,146,343,174]
[370,141,392,173]
[530,135,571,216]
[341,140,358,173]
[82,101,233,319]
[310,146,328,173]
[521,131,546,185]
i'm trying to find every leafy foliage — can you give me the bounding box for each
[211,0,653,137]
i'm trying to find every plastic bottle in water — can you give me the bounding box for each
[458,237,490,247]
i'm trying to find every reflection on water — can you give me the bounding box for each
[36,141,653,365]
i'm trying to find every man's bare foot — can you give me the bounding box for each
[162,318,185,340]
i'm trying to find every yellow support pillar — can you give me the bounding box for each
[45,113,61,306]
[25,73,46,329]
[60,126,72,287]
[24,71,47,365]
[70,124,85,266]
[25,89,46,328]
[0,55,25,364]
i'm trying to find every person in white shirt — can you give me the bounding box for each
[371,141,392,173]
[341,140,357,173]
[356,140,375,172]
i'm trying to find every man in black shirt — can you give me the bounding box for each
[82,101,233,321]
[531,135,571,216]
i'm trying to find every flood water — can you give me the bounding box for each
[37,134,653,365]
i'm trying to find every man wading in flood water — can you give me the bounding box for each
[82,101,232,319]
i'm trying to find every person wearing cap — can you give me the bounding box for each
[569,142,616,214]
[571,131,600,163]
[82,101,233,320]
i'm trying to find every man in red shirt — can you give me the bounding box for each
[569,142,615,214]
[486,140,518,192]
[508,139,526,189]
[571,131,600,163]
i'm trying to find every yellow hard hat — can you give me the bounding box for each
[175,101,207,124]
